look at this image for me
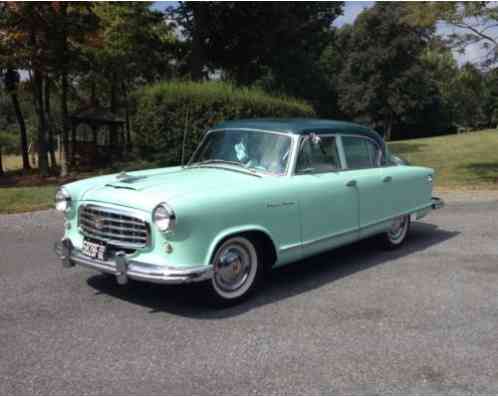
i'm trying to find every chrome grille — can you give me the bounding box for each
[78,205,149,249]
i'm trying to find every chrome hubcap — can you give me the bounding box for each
[214,244,252,292]
[389,216,407,242]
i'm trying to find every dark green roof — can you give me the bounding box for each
[214,118,384,148]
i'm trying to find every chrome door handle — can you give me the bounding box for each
[346,180,357,187]
[383,176,392,183]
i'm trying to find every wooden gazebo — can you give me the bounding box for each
[69,106,126,167]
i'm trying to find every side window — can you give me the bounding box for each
[342,136,381,169]
[296,136,340,174]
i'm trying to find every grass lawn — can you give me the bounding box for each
[0,185,57,214]
[389,129,498,190]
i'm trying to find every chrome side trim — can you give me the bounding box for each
[267,201,296,208]
[279,242,301,252]
[54,239,212,285]
[280,227,357,253]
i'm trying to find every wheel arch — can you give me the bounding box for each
[206,225,278,271]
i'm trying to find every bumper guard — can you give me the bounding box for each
[431,196,445,210]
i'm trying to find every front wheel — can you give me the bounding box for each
[206,236,261,305]
[382,215,410,249]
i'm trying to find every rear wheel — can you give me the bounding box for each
[383,215,410,249]
[206,236,261,305]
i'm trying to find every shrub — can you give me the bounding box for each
[131,80,314,165]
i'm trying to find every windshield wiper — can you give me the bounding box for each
[198,159,247,167]
[188,159,263,176]
[188,159,250,169]
[297,168,315,174]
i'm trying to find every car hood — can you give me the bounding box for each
[79,166,262,211]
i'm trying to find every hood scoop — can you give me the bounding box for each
[104,171,149,190]
[115,171,147,184]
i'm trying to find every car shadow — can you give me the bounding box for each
[86,222,459,319]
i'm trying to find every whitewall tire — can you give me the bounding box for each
[207,236,261,304]
[383,215,410,248]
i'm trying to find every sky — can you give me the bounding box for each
[153,1,482,66]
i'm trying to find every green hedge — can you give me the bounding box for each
[131,80,314,165]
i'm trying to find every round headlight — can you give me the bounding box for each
[55,187,71,212]
[153,202,176,232]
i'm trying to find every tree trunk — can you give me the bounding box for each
[71,125,76,165]
[125,105,131,152]
[31,70,49,177]
[28,26,49,176]
[9,92,30,172]
[0,146,4,176]
[384,112,393,141]
[109,71,118,161]
[60,70,69,176]
[190,4,206,81]
[91,79,97,106]
[59,3,69,177]
[44,79,57,168]
[122,82,132,152]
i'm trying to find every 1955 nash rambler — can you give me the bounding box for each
[55,119,444,303]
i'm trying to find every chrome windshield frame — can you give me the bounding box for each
[186,128,299,177]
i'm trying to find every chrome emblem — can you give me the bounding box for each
[94,216,105,230]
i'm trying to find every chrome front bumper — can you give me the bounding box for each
[54,239,213,285]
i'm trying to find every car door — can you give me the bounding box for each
[381,163,434,217]
[339,135,392,239]
[293,134,359,258]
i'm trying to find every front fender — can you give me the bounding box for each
[205,224,278,266]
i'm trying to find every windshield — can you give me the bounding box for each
[189,129,292,175]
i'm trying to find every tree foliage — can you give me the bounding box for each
[172,2,343,91]
[337,3,435,140]
[405,2,498,67]
[132,80,314,165]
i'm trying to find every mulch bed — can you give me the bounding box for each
[0,169,94,188]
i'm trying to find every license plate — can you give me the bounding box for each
[81,240,106,261]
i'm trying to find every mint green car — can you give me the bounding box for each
[54,119,444,303]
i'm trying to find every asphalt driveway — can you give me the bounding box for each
[1,192,497,395]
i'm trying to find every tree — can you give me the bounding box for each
[2,69,30,171]
[481,68,498,127]
[337,3,435,140]
[417,39,461,131]
[0,2,99,175]
[307,24,354,117]
[405,2,498,68]
[0,3,57,176]
[455,63,486,128]
[50,3,99,175]
[84,2,175,155]
[172,2,344,91]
